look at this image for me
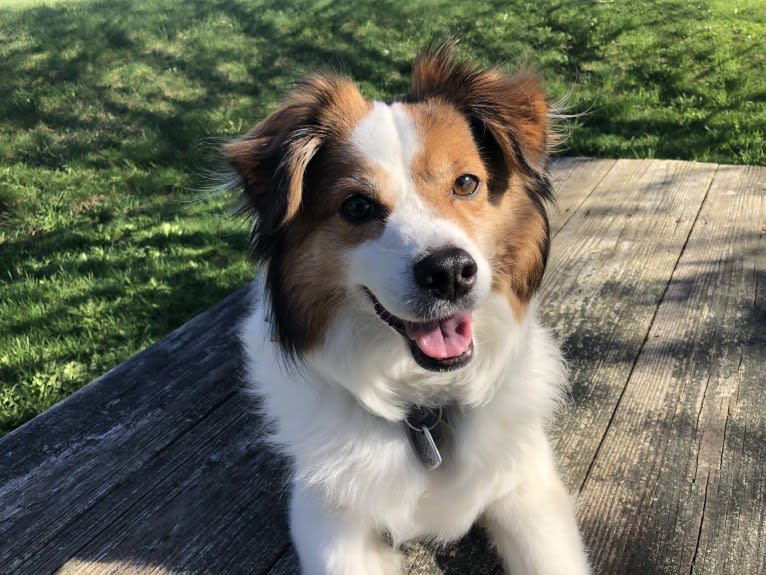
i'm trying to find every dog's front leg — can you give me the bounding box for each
[289,483,401,575]
[482,439,591,575]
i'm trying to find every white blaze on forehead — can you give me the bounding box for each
[349,100,440,252]
[351,101,421,197]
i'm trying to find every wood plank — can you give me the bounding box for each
[23,402,288,575]
[541,159,719,489]
[267,549,300,575]
[404,529,504,575]
[0,286,252,572]
[548,157,616,234]
[574,165,766,574]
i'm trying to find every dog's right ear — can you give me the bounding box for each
[224,76,367,258]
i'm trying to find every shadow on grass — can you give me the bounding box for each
[0,0,409,170]
[2,0,763,170]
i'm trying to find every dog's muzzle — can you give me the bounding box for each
[365,247,478,372]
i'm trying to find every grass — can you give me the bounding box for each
[1,0,764,435]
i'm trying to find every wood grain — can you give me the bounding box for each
[541,159,719,490]
[0,286,256,573]
[547,157,616,235]
[576,165,766,574]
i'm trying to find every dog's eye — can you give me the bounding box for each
[452,174,480,198]
[340,194,375,223]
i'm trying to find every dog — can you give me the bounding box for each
[226,44,591,575]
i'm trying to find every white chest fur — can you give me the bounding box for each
[241,280,566,546]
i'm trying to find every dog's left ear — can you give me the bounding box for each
[408,44,555,303]
[407,44,552,197]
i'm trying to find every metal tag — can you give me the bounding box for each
[405,405,454,470]
[408,424,443,470]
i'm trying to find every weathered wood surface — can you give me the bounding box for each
[0,158,763,575]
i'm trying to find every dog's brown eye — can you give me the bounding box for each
[340,194,374,223]
[453,174,480,198]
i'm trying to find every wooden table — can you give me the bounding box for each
[1,158,763,575]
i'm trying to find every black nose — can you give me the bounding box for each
[414,247,478,301]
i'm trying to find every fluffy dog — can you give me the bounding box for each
[226,44,591,575]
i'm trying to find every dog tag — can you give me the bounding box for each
[408,424,443,470]
[405,406,454,470]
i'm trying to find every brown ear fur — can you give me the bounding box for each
[224,75,368,258]
[407,43,550,183]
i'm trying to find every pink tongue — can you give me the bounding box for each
[404,312,474,360]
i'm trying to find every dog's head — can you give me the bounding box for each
[227,45,553,375]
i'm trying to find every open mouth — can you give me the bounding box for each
[365,289,474,372]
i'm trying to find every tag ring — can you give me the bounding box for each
[404,406,443,432]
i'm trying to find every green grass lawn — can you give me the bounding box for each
[1,0,764,435]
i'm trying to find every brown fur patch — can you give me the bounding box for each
[406,43,550,177]
[405,101,491,237]
[224,76,371,236]
[271,145,403,354]
[488,175,551,319]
